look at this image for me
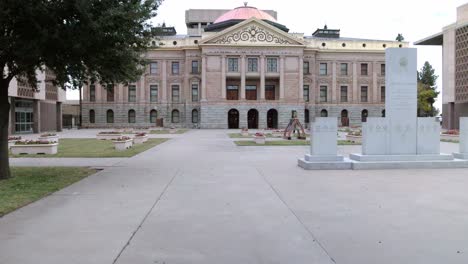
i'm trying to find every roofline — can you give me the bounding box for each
[414,32,443,46]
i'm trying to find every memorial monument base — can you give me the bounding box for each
[349,153,454,162]
[453,153,468,159]
[298,156,353,170]
[349,157,468,170]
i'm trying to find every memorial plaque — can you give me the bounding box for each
[362,118,389,155]
[416,118,440,154]
[460,117,468,154]
[310,117,338,156]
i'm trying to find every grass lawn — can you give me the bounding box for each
[234,140,360,146]
[150,129,189,134]
[228,133,284,138]
[441,139,459,143]
[10,138,168,158]
[0,167,97,217]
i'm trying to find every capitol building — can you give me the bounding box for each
[82,4,407,129]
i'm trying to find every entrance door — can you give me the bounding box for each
[247,109,258,129]
[341,110,349,127]
[267,109,278,129]
[228,109,239,129]
[361,109,368,123]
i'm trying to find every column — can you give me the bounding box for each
[260,55,265,100]
[299,57,304,102]
[221,55,226,99]
[198,22,201,36]
[332,61,337,103]
[240,55,246,100]
[33,100,41,133]
[56,102,62,132]
[201,55,207,101]
[373,62,378,103]
[352,62,358,103]
[280,56,285,99]
[162,60,167,103]
[139,75,145,103]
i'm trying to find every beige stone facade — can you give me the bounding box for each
[82,7,407,129]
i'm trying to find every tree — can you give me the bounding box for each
[417,61,439,117]
[396,33,404,42]
[0,0,162,179]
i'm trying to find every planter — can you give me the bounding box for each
[346,135,362,143]
[441,134,459,141]
[97,133,123,140]
[169,129,177,134]
[133,135,149,144]
[38,135,59,143]
[11,143,58,155]
[113,139,133,151]
[254,136,266,144]
[8,140,18,149]
[241,130,249,137]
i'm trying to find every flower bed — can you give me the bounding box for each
[11,140,58,155]
[133,133,148,144]
[8,136,21,149]
[96,131,123,140]
[113,137,133,151]
[241,128,249,137]
[345,134,362,143]
[39,133,59,143]
[254,132,266,144]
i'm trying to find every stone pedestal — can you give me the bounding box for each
[454,117,468,159]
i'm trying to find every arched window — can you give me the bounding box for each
[320,109,328,117]
[362,109,368,122]
[172,109,180,123]
[382,109,386,117]
[150,110,158,123]
[304,109,310,123]
[107,110,114,123]
[192,109,199,123]
[89,110,95,124]
[128,109,136,123]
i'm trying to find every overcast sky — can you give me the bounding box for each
[68,0,468,112]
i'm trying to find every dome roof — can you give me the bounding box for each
[214,6,277,24]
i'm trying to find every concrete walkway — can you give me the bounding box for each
[1,130,468,263]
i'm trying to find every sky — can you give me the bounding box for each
[67,0,468,112]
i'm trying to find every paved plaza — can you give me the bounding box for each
[1,129,468,263]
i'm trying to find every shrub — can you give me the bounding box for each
[114,136,132,142]
[98,131,121,135]
[40,133,57,137]
[8,136,21,141]
[135,133,146,137]
[255,132,265,137]
[15,140,52,145]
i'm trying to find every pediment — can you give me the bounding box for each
[201,18,304,46]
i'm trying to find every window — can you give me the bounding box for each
[340,86,348,102]
[303,61,310,74]
[150,85,158,102]
[172,61,179,75]
[303,85,309,102]
[267,58,278,72]
[192,84,199,102]
[246,85,257,100]
[319,63,328,75]
[172,85,179,103]
[247,58,258,72]
[171,109,180,123]
[226,85,239,100]
[320,109,328,117]
[192,61,199,74]
[150,62,158,74]
[361,86,368,102]
[305,109,310,123]
[128,109,136,123]
[89,110,95,124]
[340,63,348,75]
[106,110,114,123]
[228,58,239,72]
[192,109,199,123]
[266,85,275,100]
[128,85,136,102]
[150,110,157,123]
[106,85,114,102]
[361,63,368,76]
[381,86,386,102]
[362,109,368,122]
[90,85,96,102]
[320,86,328,102]
[381,64,385,76]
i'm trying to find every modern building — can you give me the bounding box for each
[8,69,65,134]
[62,100,80,129]
[415,3,468,129]
[82,5,407,129]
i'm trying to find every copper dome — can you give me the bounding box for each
[214,6,277,24]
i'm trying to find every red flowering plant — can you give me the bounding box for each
[40,133,57,137]
[98,131,122,134]
[135,133,147,137]
[254,132,265,137]
[8,136,21,141]
[114,136,132,142]
[442,130,459,135]
[15,140,52,145]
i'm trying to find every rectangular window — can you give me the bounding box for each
[319,63,328,75]
[246,85,257,100]
[172,61,179,75]
[226,85,239,100]
[150,62,158,74]
[303,85,309,102]
[90,85,95,102]
[228,58,239,72]
[267,58,278,72]
[381,86,386,102]
[128,85,136,102]
[172,85,179,103]
[150,85,158,102]
[247,58,258,72]
[303,61,310,74]
[381,64,385,76]
[320,86,328,102]
[361,86,368,102]
[192,84,199,102]
[361,63,368,76]
[340,86,348,102]
[265,85,275,100]
[107,85,114,102]
[340,63,348,75]
[192,61,199,74]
